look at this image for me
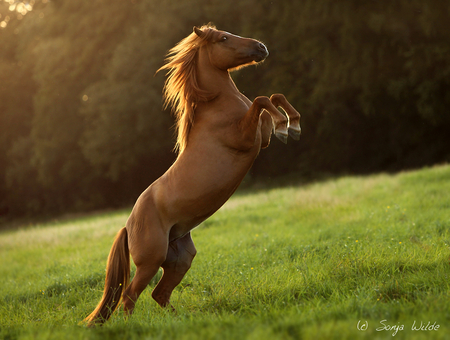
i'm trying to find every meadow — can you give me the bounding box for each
[1,165,449,340]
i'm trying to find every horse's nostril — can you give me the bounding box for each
[257,43,268,57]
[256,42,268,59]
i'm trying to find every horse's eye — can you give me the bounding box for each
[220,36,227,42]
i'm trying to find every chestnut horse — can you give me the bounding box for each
[84,25,300,326]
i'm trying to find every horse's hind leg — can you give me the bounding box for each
[122,222,168,316]
[270,94,301,140]
[151,232,197,309]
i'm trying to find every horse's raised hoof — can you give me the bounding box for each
[288,126,301,140]
[275,131,288,144]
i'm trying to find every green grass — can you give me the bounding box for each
[1,165,450,340]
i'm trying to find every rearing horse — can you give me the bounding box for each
[84,25,301,326]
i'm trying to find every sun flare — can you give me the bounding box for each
[1,0,37,28]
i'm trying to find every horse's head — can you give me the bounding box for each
[194,26,269,71]
[157,25,270,153]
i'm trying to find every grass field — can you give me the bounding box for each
[1,165,450,340]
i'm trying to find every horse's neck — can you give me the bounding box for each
[196,51,240,98]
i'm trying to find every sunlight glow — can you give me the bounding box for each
[1,0,35,28]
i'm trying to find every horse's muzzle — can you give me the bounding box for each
[251,42,269,62]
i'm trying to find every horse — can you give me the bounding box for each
[84,24,301,326]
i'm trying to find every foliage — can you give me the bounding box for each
[1,165,450,339]
[1,0,449,216]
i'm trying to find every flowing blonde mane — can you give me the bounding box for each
[157,25,218,154]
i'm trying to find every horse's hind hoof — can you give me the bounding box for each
[275,131,288,144]
[288,126,301,140]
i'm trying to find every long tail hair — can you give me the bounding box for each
[84,227,130,326]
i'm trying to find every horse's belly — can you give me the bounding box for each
[168,181,237,238]
[163,169,247,240]
[156,143,260,241]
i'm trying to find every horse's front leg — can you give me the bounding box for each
[260,110,273,149]
[270,94,301,140]
[239,96,289,146]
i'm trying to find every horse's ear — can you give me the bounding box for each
[193,26,204,37]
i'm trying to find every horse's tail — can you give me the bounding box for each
[84,227,130,326]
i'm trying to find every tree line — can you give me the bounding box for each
[1,0,449,217]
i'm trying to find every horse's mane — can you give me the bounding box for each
[157,24,218,154]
